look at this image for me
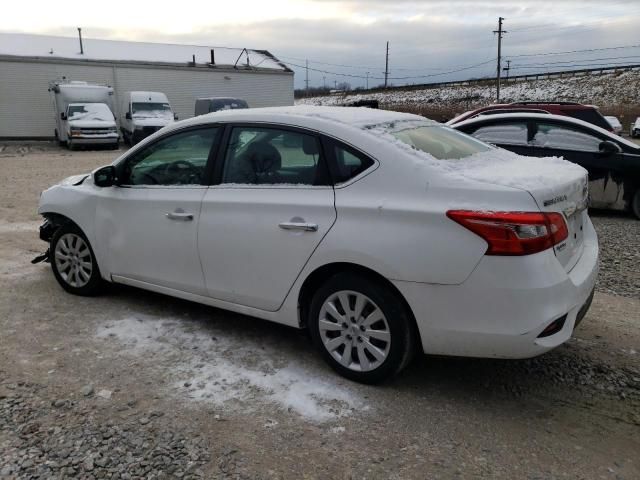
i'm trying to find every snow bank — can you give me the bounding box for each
[298,70,640,109]
[96,315,366,423]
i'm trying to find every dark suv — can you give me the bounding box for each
[447,102,613,132]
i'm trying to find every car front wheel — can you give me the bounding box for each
[308,273,416,384]
[51,224,104,296]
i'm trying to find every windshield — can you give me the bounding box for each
[392,125,491,160]
[132,102,172,118]
[67,103,114,121]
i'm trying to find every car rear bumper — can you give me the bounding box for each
[394,216,599,359]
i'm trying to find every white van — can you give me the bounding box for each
[120,91,177,145]
[49,81,119,150]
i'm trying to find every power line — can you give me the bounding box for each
[277,54,491,73]
[512,54,640,67]
[506,43,640,59]
[511,61,640,70]
[282,58,496,81]
[509,11,640,33]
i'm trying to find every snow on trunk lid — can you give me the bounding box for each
[436,149,589,272]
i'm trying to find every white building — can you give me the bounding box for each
[0,32,294,139]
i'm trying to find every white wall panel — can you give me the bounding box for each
[0,58,294,138]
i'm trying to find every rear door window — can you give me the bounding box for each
[221,127,329,186]
[469,122,528,146]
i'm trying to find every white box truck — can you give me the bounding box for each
[120,91,177,145]
[49,80,119,150]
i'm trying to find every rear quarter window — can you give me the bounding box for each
[565,109,611,130]
[329,142,375,184]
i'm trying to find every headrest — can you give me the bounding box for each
[302,136,319,155]
[248,141,281,173]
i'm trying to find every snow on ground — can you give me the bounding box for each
[0,220,40,234]
[297,70,640,110]
[96,315,366,423]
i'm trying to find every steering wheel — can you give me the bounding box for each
[163,160,200,182]
[140,172,159,185]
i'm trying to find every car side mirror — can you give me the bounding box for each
[125,112,132,120]
[60,112,67,120]
[598,140,621,155]
[94,165,116,187]
[174,113,179,121]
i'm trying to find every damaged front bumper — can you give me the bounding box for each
[31,218,56,264]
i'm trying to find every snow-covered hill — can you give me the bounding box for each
[296,69,640,112]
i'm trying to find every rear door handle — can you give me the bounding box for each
[278,222,318,232]
[166,212,194,221]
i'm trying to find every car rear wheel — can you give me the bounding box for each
[632,190,640,220]
[51,224,104,296]
[308,273,415,384]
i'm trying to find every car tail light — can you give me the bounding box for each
[446,210,568,256]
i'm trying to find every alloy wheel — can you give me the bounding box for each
[318,290,391,372]
[54,233,93,288]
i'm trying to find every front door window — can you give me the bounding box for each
[120,128,219,186]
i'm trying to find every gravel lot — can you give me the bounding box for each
[1,143,639,479]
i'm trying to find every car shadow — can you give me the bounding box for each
[102,282,634,410]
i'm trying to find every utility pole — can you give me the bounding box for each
[323,76,326,89]
[366,72,369,90]
[77,27,84,55]
[305,59,309,94]
[334,79,337,90]
[503,59,511,80]
[493,17,507,102]
[384,41,389,88]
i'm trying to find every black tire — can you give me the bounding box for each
[50,224,104,296]
[632,190,640,220]
[308,272,416,384]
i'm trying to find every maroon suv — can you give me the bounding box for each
[447,102,613,132]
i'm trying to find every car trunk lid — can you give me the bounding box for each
[524,173,589,272]
[438,149,589,272]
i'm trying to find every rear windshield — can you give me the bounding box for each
[392,125,491,160]
[212,99,248,111]
[565,109,611,130]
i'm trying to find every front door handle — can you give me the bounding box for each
[166,211,194,221]
[278,222,318,232]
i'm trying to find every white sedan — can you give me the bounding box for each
[37,106,598,383]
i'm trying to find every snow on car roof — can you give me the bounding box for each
[0,32,288,71]
[188,105,434,129]
[454,112,640,150]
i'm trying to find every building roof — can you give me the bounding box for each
[0,32,290,72]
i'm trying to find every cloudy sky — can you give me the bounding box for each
[2,1,639,89]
